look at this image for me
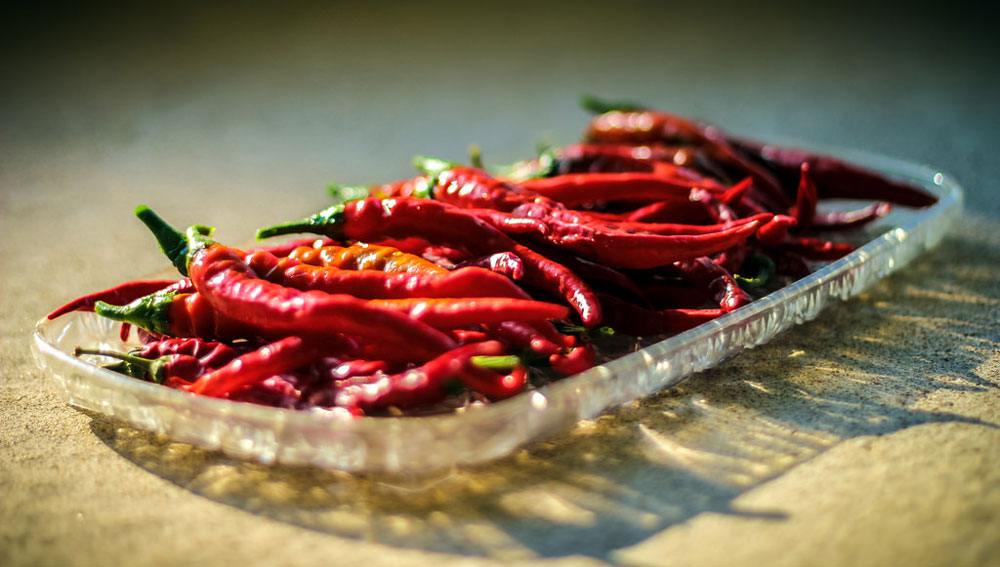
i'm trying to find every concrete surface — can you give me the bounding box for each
[2,3,998,565]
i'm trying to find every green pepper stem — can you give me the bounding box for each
[94,292,176,335]
[412,155,456,180]
[75,347,168,383]
[327,184,372,203]
[470,355,521,371]
[135,205,189,274]
[468,145,484,170]
[734,253,777,289]
[579,94,647,115]
[256,204,346,240]
[75,347,153,369]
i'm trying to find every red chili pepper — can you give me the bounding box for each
[810,202,892,231]
[187,336,318,397]
[136,337,241,369]
[673,257,752,312]
[533,216,761,270]
[262,255,533,301]
[790,162,818,226]
[598,294,723,336]
[756,214,798,246]
[367,297,569,328]
[732,137,939,207]
[549,343,596,376]
[135,206,458,362]
[334,341,511,411]
[487,321,566,355]
[461,251,526,281]
[457,364,528,400]
[597,212,771,236]
[517,172,723,208]
[48,279,185,320]
[584,108,789,209]
[414,157,551,212]
[778,236,855,261]
[257,198,603,326]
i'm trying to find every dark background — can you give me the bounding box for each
[3,1,998,224]
[1,3,999,564]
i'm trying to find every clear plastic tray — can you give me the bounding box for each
[31,146,963,474]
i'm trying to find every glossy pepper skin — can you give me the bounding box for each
[257,198,603,326]
[287,242,448,275]
[333,341,521,412]
[264,248,532,300]
[517,172,724,208]
[187,336,319,398]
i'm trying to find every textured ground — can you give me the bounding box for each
[2,3,998,565]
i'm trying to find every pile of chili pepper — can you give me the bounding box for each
[51,98,937,416]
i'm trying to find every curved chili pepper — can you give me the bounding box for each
[673,257,752,312]
[487,320,569,355]
[457,363,528,400]
[367,297,569,328]
[728,137,938,207]
[266,255,533,301]
[334,341,512,411]
[597,212,772,236]
[548,343,596,376]
[623,200,712,224]
[188,336,318,397]
[517,172,723,208]
[810,202,892,231]
[532,216,761,270]
[413,156,551,212]
[461,251,525,281]
[756,214,797,246]
[778,236,855,261]
[257,198,603,326]
[48,279,185,320]
[583,104,788,209]
[136,337,240,369]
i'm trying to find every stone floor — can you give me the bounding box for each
[2,3,998,565]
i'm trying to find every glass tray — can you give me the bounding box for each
[31,146,963,474]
